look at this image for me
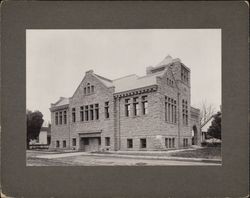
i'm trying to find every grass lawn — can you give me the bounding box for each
[170,146,221,159]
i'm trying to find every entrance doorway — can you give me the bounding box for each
[192,125,198,145]
[80,137,101,152]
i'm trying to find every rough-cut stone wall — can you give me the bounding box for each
[50,60,200,151]
[117,91,164,150]
[50,108,70,149]
[118,92,170,150]
[171,62,192,147]
[157,68,179,149]
[69,71,115,151]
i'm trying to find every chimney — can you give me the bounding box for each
[146,66,153,75]
[86,69,94,75]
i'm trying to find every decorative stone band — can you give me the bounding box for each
[114,85,158,98]
[77,131,102,138]
[49,104,69,112]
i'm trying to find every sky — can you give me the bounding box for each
[26,29,221,123]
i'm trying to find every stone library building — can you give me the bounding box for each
[50,55,201,152]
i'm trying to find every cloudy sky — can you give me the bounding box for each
[26,29,221,123]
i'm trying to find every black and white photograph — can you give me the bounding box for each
[26,29,222,166]
[1,1,249,198]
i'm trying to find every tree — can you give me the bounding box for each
[26,110,44,149]
[207,112,221,139]
[199,100,216,126]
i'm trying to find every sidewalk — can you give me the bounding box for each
[35,149,221,164]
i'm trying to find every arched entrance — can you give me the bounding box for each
[192,125,198,145]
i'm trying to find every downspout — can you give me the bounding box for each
[68,108,71,149]
[118,97,121,150]
[177,92,181,148]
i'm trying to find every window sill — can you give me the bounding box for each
[165,121,177,125]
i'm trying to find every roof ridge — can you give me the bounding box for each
[94,73,113,82]
[113,74,138,81]
[140,69,167,79]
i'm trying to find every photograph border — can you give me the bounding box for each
[1,1,249,197]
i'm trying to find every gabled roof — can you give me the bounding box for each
[93,73,114,88]
[52,97,69,107]
[52,55,182,106]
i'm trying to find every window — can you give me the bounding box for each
[63,111,67,124]
[80,106,84,121]
[85,105,89,121]
[72,108,76,122]
[165,97,177,124]
[95,104,99,120]
[174,101,177,123]
[127,139,133,148]
[55,112,58,125]
[72,138,76,146]
[141,96,148,115]
[169,138,172,148]
[165,138,175,148]
[63,140,66,148]
[91,85,94,93]
[140,138,147,148]
[182,100,188,125]
[56,141,60,148]
[125,98,131,117]
[183,138,188,147]
[98,138,101,145]
[105,137,110,146]
[172,138,175,148]
[87,83,90,94]
[165,138,169,148]
[167,78,174,86]
[181,66,189,83]
[90,105,94,120]
[59,111,63,124]
[105,101,109,118]
[133,97,139,116]
[84,83,94,95]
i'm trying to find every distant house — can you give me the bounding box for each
[38,127,51,145]
[201,111,221,142]
[29,126,51,145]
[201,116,213,142]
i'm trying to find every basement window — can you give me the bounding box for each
[127,139,133,148]
[56,140,60,148]
[105,137,110,146]
[63,140,66,148]
[72,138,76,146]
[140,138,147,148]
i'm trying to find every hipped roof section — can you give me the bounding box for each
[52,55,181,107]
